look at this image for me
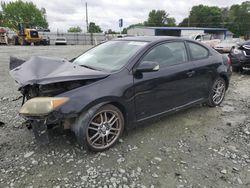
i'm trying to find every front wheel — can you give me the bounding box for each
[74,104,124,152]
[207,77,226,107]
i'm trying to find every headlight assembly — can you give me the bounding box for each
[19,97,69,116]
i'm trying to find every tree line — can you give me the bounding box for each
[125,1,250,37]
[0,0,249,36]
[179,2,250,37]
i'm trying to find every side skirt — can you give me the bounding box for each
[136,98,206,123]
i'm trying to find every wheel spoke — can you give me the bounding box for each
[213,94,218,101]
[102,136,105,145]
[92,135,101,144]
[110,127,120,131]
[88,126,99,132]
[100,113,104,124]
[110,117,118,126]
[90,122,100,127]
[109,131,118,136]
[104,112,108,122]
[108,114,116,123]
[90,132,99,141]
[105,135,109,144]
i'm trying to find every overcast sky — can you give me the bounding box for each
[2,0,245,32]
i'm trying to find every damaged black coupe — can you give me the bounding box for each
[10,36,231,151]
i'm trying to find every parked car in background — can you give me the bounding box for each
[10,36,231,151]
[229,40,250,72]
[184,33,221,48]
[55,37,67,45]
[214,38,244,53]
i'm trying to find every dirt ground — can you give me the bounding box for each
[0,46,250,188]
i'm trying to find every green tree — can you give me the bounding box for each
[0,11,3,25]
[178,18,189,27]
[227,1,250,36]
[127,23,144,30]
[166,17,176,27]
[144,10,176,27]
[0,0,48,30]
[88,22,102,33]
[106,29,117,34]
[121,28,127,34]
[68,26,82,33]
[187,5,223,28]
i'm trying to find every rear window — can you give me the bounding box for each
[188,42,209,60]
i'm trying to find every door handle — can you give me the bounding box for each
[186,70,195,77]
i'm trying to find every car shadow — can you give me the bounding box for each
[44,104,206,152]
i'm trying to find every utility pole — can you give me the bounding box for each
[86,2,89,33]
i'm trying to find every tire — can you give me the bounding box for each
[74,104,124,152]
[232,66,241,72]
[207,77,226,107]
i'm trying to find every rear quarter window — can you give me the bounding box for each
[188,42,209,60]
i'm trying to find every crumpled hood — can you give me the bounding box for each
[9,56,110,86]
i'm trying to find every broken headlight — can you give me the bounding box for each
[19,97,69,116]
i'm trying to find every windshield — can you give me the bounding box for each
[73,40,148,72]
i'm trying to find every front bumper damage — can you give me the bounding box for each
[29,119,50,144]
[24,113,75,144]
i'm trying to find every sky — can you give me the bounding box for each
[1,0,246,32]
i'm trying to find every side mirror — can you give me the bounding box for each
[136,61,159,73]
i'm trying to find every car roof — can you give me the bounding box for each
[115,36,181,42]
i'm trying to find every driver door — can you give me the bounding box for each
[133,41,198,121]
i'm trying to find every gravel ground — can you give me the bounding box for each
[0,46,250,188]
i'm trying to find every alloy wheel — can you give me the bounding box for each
[86,110,122,150]
[212,79,226,105]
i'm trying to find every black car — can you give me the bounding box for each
[229,40,250,72]
[10,36,231,151]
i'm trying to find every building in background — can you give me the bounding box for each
[127,27,229,40]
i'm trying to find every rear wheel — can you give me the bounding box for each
[207,77,226,107]
[74,104,124,152]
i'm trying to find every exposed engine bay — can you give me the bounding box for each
[20,79,100,100]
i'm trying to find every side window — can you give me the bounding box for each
[142,42,188,68]
[188,42,209,60]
